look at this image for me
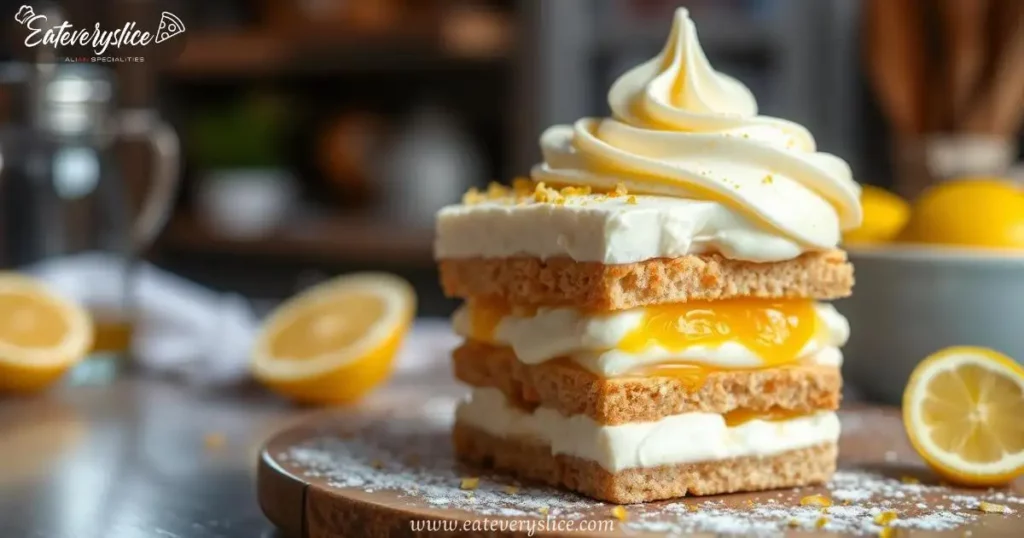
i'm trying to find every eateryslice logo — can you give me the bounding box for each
[14,5,185,56]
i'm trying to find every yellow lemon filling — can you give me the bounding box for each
[463,298,829,385]
[616,299,818,366]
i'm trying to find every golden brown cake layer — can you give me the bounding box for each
[439,250,853,310]
[453,423,837,504]
[453,341,842,425]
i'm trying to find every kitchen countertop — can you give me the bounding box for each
[0,321,462,538]
[0,366,459,538]
[0,376,290,538]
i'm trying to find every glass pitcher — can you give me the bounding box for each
[0,63,180,382]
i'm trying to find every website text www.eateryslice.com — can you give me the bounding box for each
[410,517,616,535]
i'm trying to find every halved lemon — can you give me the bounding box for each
[0,273,94,393]
[252,273,415,405]
[903,346,1024,486]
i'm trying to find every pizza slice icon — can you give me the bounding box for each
[155,11,185,44]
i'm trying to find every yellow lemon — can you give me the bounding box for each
[899,178,1024,248]
[0,273,94,393]
[843,185,910,244]
[903,346,1024,486]
[252,273,415,405]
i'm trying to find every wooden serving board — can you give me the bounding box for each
[258,393,1024,537]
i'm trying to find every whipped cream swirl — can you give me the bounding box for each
[532,8,862,251]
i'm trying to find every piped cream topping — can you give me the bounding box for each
[531,8,862,252]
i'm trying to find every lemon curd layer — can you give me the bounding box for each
[457,387,841,472]
[452,299,848,376]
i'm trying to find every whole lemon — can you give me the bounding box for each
[899,178,1024,249]
[843,185,910,245]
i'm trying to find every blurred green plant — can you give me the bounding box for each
[187,94,287,169]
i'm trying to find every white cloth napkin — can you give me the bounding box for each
[29,252,260,385]
[393,317,460,373]
[27,252,455,385]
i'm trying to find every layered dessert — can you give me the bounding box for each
[434,8,862,504]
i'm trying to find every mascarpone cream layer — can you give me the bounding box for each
[457,387,841,473]
[435,194,808,263]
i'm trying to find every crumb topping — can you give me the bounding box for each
[560,185,592,197]
[459,179,634,207]
[608,182,629,198]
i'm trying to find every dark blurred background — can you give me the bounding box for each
[1,0,1022,318]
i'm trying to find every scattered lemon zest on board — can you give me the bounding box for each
[978,501,1011,514]
[874,510,898,525]
[800,494,833,507]
[203,433,226,450]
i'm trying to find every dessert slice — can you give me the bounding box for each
[453,389,839,504]
[434,8,862,504]
[445,291,847,503]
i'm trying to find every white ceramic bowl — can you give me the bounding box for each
[834,245,1024,404]
[197,169,297,238]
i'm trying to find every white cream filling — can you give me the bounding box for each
[572,345,842,377]
[457,388,841,473]
[435,194,808,264]
[452,302,848,375]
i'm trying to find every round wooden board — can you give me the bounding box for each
[258,396,1024,538]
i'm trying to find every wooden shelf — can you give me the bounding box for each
[160,213,435,264]
[167,31,510,77]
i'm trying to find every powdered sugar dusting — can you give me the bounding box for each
[619,474,979,536]
[831,488,873,503]
[280,396,599,518]
[985,491,1024,505]
[277,398,1021,536]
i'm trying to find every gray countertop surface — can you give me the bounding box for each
[0,363,459,538]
